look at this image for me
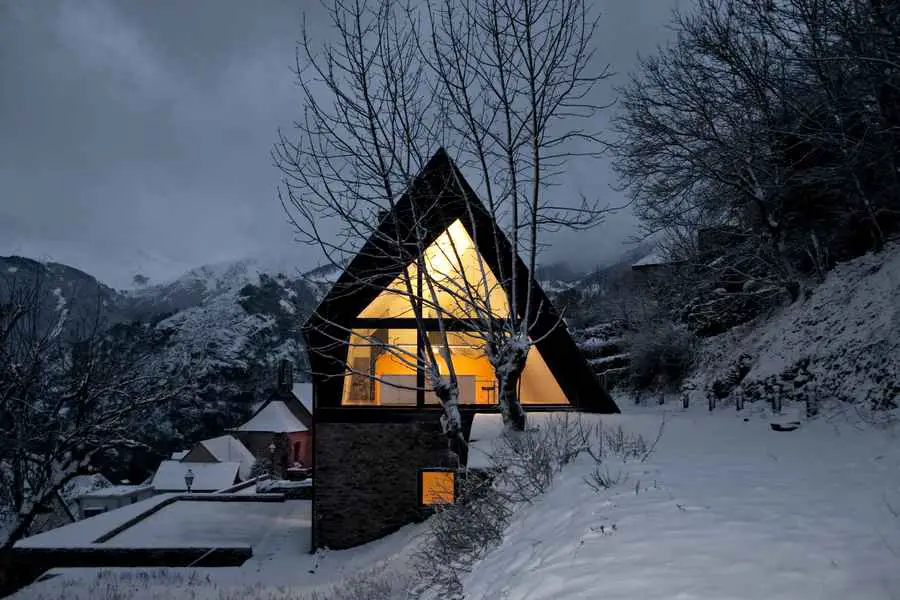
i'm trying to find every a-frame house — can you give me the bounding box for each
[304,148,618,550]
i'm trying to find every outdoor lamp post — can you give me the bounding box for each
[184,468,195,494]
[268,441,277,477]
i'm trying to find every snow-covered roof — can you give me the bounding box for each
[16,494,178,548]
[631,250,667,268]
[79,485,153,499]
[291,382,313,414]
[198,435,256,479]
[234,400,308,433]
[151,461,240,492]
[170,450,188,460]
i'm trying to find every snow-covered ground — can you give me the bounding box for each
[14,404,900,599]
[465,406,900,600]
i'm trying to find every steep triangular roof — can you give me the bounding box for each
[233,400,308,433]
[198,435,256,479]
[304,148,618,413]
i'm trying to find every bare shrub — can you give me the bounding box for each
[410,472,513,600]
[490,414,597,502]
[411,416,655,598]
[583,466,626,493]
[305,569,410,600]
[602,424,650,461]
[627,322,696,391]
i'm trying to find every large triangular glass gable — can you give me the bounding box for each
[357,219,510,319]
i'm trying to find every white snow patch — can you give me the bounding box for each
[631,249,666,267]
[101,500,309,549]
[6,266,17,273]
[682,242,900,411]
[51,286,66,312]
[15,494,178,548]
[279,298,296,314]
[79,485,153,499]
[464,407,900,599]
[15,508,428,597]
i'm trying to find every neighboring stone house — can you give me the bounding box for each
[630,244,689,284]
[181,434,256,480]
[304,149,618,551]
[229,361,313,473]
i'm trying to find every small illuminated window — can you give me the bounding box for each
[419,469,456,506]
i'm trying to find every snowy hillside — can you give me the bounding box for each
[463,408,900,600]
[682,242,900,413]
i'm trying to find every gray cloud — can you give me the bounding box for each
[0,0,680,287]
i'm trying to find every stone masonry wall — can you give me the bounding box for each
[314,420,455,550]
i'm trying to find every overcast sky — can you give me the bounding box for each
[0,0,681,288]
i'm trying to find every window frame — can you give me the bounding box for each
[342,321,498,408]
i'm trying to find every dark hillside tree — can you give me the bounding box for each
[613,0,900,306]
[0,271,184,552]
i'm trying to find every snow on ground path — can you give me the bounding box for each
[465,406,900,600]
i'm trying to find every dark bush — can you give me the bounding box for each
[627,323,696,390]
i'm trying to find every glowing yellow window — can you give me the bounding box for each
[423,332,496,405]
[342,328,418,406]
[519,346,568,405]
[356,220,510,319]
[420,469,455,506]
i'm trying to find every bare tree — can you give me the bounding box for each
[0,271,182,551]
[613,0,818,302]
[276,0,611,433]
[275,0,467,437]
[614,0,900,309]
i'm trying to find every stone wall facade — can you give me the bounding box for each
[314,419,456,550]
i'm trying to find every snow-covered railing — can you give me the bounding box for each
[213,475,269,494]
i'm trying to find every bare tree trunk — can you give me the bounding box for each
[487,337,528,430]
[497,364,527,431]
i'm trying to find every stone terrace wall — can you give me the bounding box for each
[314,419,454,549]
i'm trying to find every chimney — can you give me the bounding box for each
[277,359,294,395]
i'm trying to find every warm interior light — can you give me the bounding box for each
[420,470,455,506]
[424,220,472,280]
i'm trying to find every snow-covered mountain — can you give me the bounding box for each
[1,253,321,482]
